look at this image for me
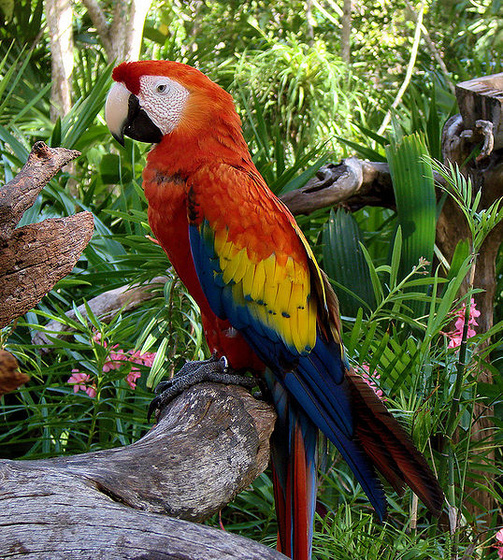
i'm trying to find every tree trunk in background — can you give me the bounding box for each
[439,71,503,526]
[45,0,73,119]
[305,0,315,44]
[341,0,352,64]
[82,0,153,62]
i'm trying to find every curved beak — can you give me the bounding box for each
[105,82,163,146]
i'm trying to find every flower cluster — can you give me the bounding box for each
[102,346,156,389]
[444,298,480,349]
[68,371,97,398]
[67,332,156,398]
[494,529,503,559]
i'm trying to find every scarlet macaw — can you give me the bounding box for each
[105,60,443,560]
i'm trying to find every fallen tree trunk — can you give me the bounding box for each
[0,382,281,559]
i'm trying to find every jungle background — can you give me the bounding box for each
[1,1,503,558]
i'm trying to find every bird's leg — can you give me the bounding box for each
[148,354,256,420]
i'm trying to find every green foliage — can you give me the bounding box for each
[433,159,503,253]
[322,209,376,317]
[314,509,452,559]
[227,37,365,155]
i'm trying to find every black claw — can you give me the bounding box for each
[154,379,173,394]
[147,396,161,422]
[147,355,256,422]
[219,355,229,373]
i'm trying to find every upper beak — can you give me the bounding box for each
[105,82,130,146]
[105,82,163,146]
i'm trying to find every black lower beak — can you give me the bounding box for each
[122,95,163,145]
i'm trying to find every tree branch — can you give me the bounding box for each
[281,157,395,215]
[0,141,80,237]
[0,214,94,327]
[0,382,282,559]
[32,276,169,349]
[81,0,113,57]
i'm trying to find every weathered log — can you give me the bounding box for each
[0,142,80,236]
[0,142,94,328]
[0,382,281,559]
[0,213,94,328]
[281,157,395,215]
[455,73,503,151]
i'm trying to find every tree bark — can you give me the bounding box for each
[82,0,153,62]
[0,382,281,559]
[340,0,352,64]
[281,157,395,215]
[0,142,93,328]
[437,76,503,526]
[45,0,74,119]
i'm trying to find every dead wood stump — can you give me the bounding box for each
[0,141,93,328]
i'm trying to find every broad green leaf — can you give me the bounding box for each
[322,209,376,317]
[386,134,436,315]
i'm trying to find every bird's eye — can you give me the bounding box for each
[156,83,168,94]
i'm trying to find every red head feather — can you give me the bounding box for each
[112,60,249,170]
[112,61,221,97]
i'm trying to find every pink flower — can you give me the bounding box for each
[126,369,142,389]
[493,529,503,558]
[128,350,156,368]
[445,299,480,349]
[359,363,384,400]
[68,370,97,398]
[76,331,158,391]
[92,332,104,345]
[99,340,156,389]
[102,345,129,372]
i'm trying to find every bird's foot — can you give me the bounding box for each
[147,355,256,420]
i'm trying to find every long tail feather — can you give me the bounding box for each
[348,370,444,516]
[267,374,318,560]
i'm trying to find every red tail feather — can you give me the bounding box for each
[272,405,318,560]
[348,370,444,516]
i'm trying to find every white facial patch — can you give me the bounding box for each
[137,75,190,135]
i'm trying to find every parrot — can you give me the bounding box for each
[105,60,444,560]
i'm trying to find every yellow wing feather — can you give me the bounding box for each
[216,236,317,354]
